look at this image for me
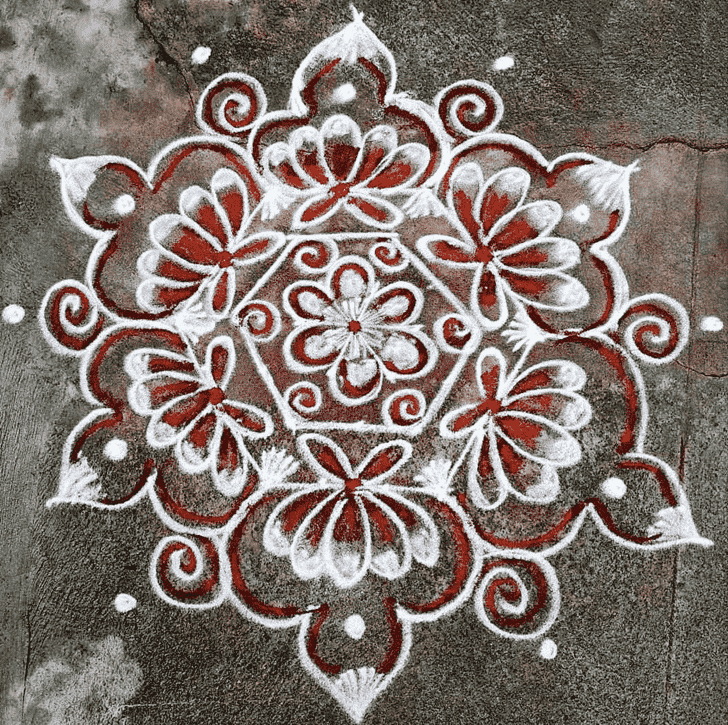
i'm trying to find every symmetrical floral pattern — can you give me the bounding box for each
[441,348,591,508]
[264,117,430,229]
[40,11,710,722]
[263,436,439,588]
[126,336,273,496]
[139,168,285,318]
[418,163,588,329]
[284,256,436,403]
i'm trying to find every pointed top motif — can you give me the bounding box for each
[289,11,397,115]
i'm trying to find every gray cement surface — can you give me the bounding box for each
[1,1,725,723]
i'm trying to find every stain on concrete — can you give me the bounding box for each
[3,636,142,725]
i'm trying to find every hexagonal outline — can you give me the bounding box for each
[233,233,482,435]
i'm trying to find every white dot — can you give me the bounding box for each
[104,438,128,461]
[700,316,723,332]
[2,304,24,324]
[343,614,366,640]
[114,593,137,612]
[601,477,627,499]
[539,638,558,659]
[571,204,590,223]
[492,55,515,71]
[191,46,211,65]
[113,194,136,215]
[331,82,356,103]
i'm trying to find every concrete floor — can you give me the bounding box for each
[0,1,725,723]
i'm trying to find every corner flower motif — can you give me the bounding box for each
[262,434,439,588]
[441,347,591,508]
[138,168,285,318]
[418,163,589,329]
[283,256,437,404]
[126,336,273,496]
[262,115,430,229]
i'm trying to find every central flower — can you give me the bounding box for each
[262,434,440,588]
[283,256,438,404]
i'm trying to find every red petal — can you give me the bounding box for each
[303,438,350,480]
[299,195,340,223]
[332,497,365,543]
[280,490,332,534]
[359,444,408,481]
[430,238,475,264]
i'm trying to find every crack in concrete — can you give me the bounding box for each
[21,604,31,719]
[133,0,195,111]
[534,138,728,154]
[675,361,728,379]
[661,148,706,725]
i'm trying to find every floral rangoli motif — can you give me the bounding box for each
[40,11,711,721]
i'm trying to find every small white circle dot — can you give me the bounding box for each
[113,194,136,215]
[114,593,137,612]
[2,304,25,324]
[343,614,366,640]
[191,46,212,65]
[571,204,590,223]
[601,477,627,499]
[539,638,557,660]
[104,438,128,461]
[332,82,356,103]
[700,316,723,332]
[492,55,514,71]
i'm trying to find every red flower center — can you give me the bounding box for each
[331,182,353,200]
[475,245,494,265]
[208,387,226,406]
[218,251,234,268]
[345,477,362,494]
[476,398,502,416]
[348,320,362,333]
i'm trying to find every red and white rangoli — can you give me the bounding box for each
[40,10,711,721]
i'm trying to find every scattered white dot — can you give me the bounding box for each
[601,477,627,499]
[539,638,558,660]
[700,316,723,332]
[114,593,137,612]
[492,55,515,71]
[113,194,136,215]
[331,82,357,103]
[2,304,24,324]
[104,438,128,461]
[191,46,211,65]
[571,204,590,223]
[343,614,366,640]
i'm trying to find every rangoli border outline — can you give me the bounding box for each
[38,10,712,722]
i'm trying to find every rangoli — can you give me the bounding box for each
[39,10,711,721]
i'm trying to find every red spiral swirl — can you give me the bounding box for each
[476,557,558,637]
[236,301,279,340]
[387,391,425,427]
[287,382,321,416]
[155,536,220,602]
[483,559,549,629]
[617,296,687,362]
[438,81,503,141]
[442,316,472,350]
[198,73,266,138]
[291,240,333,270]
[373,242,403,267]
[42,281,106,353]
